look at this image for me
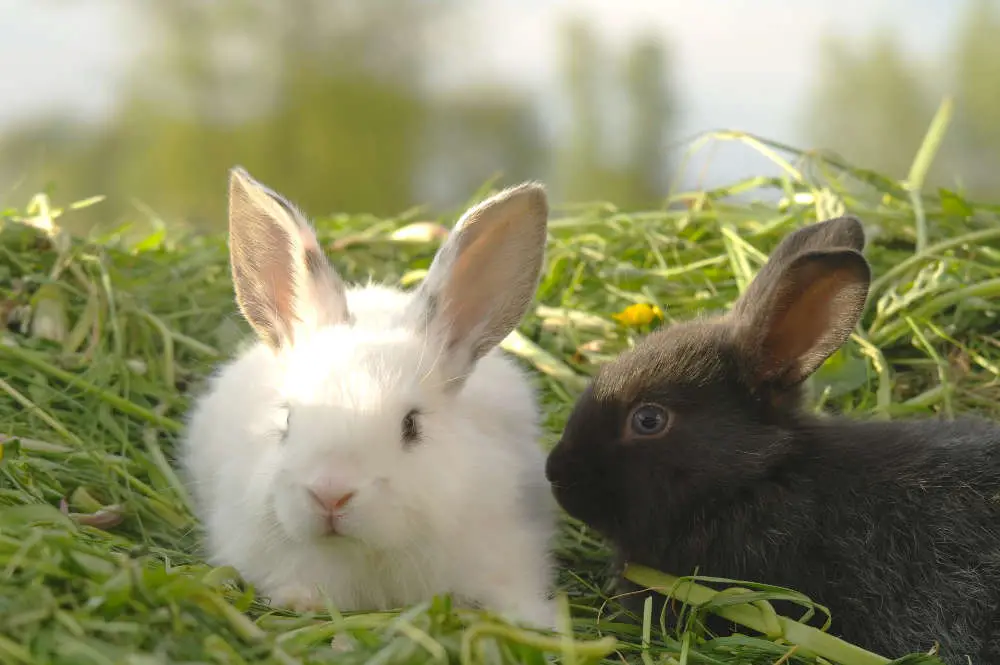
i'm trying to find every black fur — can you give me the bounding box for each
[545,217,1000,664]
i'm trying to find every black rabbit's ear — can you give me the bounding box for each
[779,215,865,255]
[732,216,865,321]
[731,248,871,389]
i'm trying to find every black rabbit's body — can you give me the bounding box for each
[624,414,1000,660]
[546,217,1000,664]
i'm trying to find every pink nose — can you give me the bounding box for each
[307,487,356,514]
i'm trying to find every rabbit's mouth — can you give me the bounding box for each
[321,515,345,537]
[315,525,364,547]
[317,513,365,543]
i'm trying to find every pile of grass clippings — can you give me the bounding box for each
[2,120,997,665]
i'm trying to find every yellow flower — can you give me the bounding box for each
[612,303,664,327]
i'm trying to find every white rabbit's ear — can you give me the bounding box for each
[412,182,549,387]
[227,166,351,350]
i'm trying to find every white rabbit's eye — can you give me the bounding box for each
[401,408,421,447]
[280,403,291,442]
[628,403,670,437]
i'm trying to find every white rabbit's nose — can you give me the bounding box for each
[307,486,356,515]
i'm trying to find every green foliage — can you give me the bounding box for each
[1,132,995,663]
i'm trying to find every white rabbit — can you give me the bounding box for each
[180,167,557,628]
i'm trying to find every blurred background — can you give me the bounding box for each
[1,0,997,235]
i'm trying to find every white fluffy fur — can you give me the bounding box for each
[180,174,556,627]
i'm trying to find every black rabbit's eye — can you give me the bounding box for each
[629,404,669,437]
[401,408,421,447]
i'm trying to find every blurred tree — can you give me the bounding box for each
[0,0,438,234]
[950,0,1000,196]
[554,19,676,209]
[622,35,674,208]
[556,18,607,203]
[802,4,1000,200]
[0,3,679,234]
[418,88,545,208]
[802,31,936,182]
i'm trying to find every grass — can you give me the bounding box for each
[2,121,999,664]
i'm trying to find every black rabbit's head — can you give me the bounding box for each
[545,216,871,546]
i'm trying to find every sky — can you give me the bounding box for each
[0,0,970,187]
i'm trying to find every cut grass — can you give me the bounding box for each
[1,125,997,664]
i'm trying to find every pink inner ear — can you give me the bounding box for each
[230,203,302,349]
[264,261,296,335]
[758,263,863,383]
[441,220,513,345]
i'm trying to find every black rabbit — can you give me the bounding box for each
[545,216,1000,664]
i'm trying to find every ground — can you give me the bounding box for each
[1,137,995,664]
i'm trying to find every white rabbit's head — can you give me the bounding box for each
[226,168,549,549]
